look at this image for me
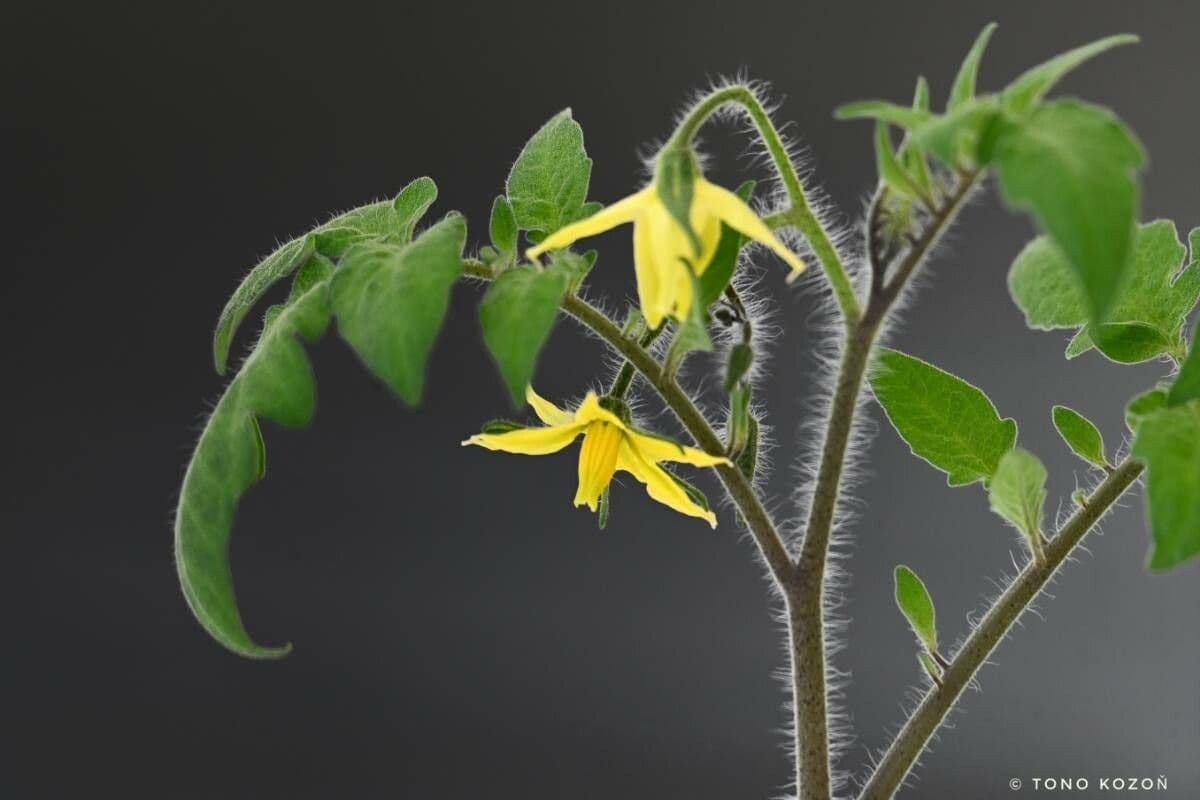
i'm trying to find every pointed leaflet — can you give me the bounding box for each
[506,109,593,236]
[894,565,938,652]
[212,177,441,374]
[1052,405,1107,468]
[489,195,518,257]
[1002,34,1138,117]
[988,448,1048,545]
[331,214,467,406]
[176,274,333,658]
[1132,403,1200,569]
[874,121,920,199]
[1169,329,1200,407]
[1009,221,1200,363]
[1126,387,1168,433]
[870,348,1017,486]
[992,100,1144,323]
[948,23,997,111]
[479,262,572,407]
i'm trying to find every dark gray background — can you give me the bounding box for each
[5,1,1198,797]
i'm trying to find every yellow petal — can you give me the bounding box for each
[463,422,584,455]
[625,429,731,468]
[617,441,718,528]
[572,391,628,429]
[697,179,806,278]
[574,421,623,511]
[632,213,667,329]
[644,203,694,323]
[525,386,574,426]
[689,202,723,276]
[526,188,653,259]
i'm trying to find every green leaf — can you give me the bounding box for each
[1052,405,1107,468]
[1009,221,1197,363]
[211,179,440,375]
[948,22,997,111]
[330,213,466,405]
[894,565,938,652]
[1002,34,1138,116]
[910,97,1000,166]
[698,180,755,307]
[1168,328,1200,407]
[871,348,1018,486]
[1125,387,1168,433]
[489,195,518,256]
[993,100,1144,322]
[175,278,333,658]
[988,447,1048,542]
[833,100,933,130]
[506,109,592,235]
[479,264,571,406]
[874,121,919,198]
[1132,403,1200,569]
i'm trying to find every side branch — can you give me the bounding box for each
[462,260,794,584]
[858,459,1144,800]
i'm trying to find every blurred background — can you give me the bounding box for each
[4,1,1198,797]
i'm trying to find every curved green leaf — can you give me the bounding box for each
[1168,328,1200,407]
[833,100,932,130]
[506,109,592,235]
[948,22,997,111]
[1125,387,1168,433]
[870,348,1017,486]
[331,213,467,406]
[1132,403,1200,569]
[1052,405,1107,468]
[175,274,333,658]
[1002,34,1138,116]
[894,565,937,652]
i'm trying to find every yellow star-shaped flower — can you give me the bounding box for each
[463,387,731,527]
[526,177,805,328]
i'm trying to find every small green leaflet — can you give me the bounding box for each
[1167,329,1200,407]
[947,23,997,111]
[874,121,919,199]
[212,177,441,374]
[1009,221,1200,363]
[1002,34,1138,117]
[1125,387,1167,433]
[175,274,333,658]
[1051,405,1108,468]
[479,263,572,407]
[988,448,1048,544]
[489,195,518,258]
[870,348,1017,486]
[506,109,593,236]
[894,565,938,653]
[833,101,932,131]
[992,99,1144,324]
[331,214,467,405]
[698,180,755,308]
[1132,403,1200,569]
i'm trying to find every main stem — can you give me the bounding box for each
[858,459,1144,800]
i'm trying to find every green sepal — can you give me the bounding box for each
[481,419,526,435]
[894,565,938,653]
[725,343,754,394]
[597,394,632,425]
[597,486,610,530]
[727,382,752,457]
[665,272,713,373]
[479,263,572,407]
[1051,405,1108,468]
[666,471,711,513]
[331,213,466,406]
[948,22,998,111]
[655,146,702,257]
[698,180,755,307]
[874,121,919,199]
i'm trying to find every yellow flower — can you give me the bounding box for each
[526,177,806,328]
[463,387,731,527]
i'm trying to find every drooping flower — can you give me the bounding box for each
[463,387,730,527]
[526,173,806,328]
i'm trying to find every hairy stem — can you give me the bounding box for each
[787,170,980,800]
[858,459,1144,800]
[672,84,862,324]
